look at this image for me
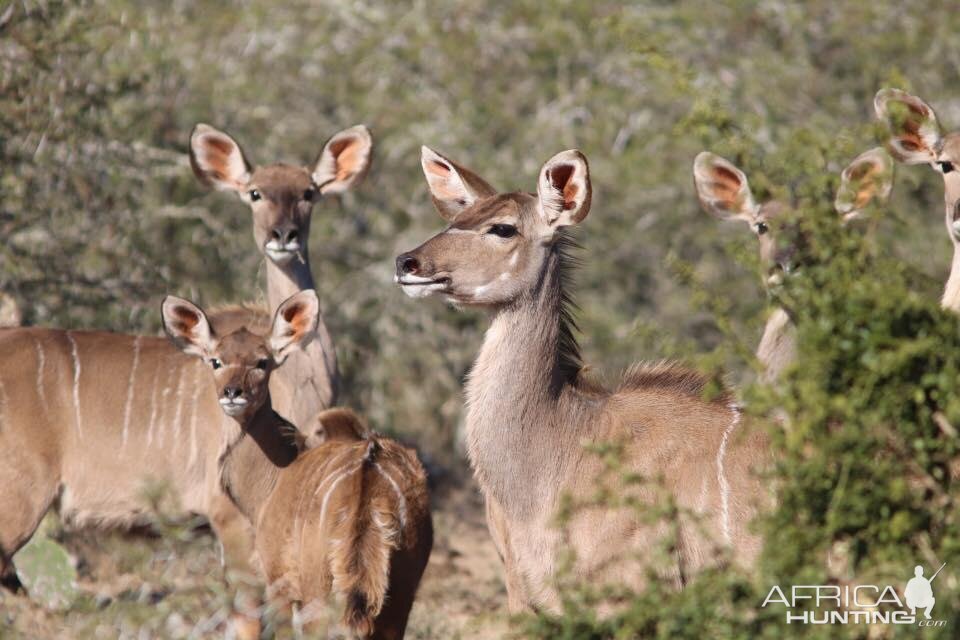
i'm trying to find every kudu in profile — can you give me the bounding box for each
[875,89,960,311]
[693,149,894,381]
[395,146,770,611]
[189,123,373,427]
[162,290,432,639]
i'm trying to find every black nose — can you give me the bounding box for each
[396,253,420,276]
[270,226,299,244]
[223,386,243,400]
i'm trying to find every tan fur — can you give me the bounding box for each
[162,296,432,638]
[398,149,772,611]
[0,325,256,592]
[190,124,373,430]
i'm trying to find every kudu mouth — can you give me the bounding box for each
[394,272,452,298]
[219,396,250,416]
[264,240,303,265]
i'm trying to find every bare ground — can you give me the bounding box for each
[1,480,511,639]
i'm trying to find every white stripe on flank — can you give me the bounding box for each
[34,339,48,411]
[0,378,7,430]
[66,332,83,437]
[121,336,141,449]
[316,461,363,531]
[188,362,201,467]
[374,462,407,528]
[716,403,740,544]
[156,377,173,446]
[171,370,185,445]
[146,365,161,446]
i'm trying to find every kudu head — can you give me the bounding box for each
[189,124,373,266]
[394,146,591,307]
[875,88,960,243]
[161,290,319,422]
[694,149,893,289]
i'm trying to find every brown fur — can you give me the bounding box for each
[189,123,373,430]
[398,148,772,612]
[162,296,432,638]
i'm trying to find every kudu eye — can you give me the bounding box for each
[249,189,262,202]
[755,221,769,235]
[256,358,270,370]
[210,358,223,370]
[939,161,955,174]
[303,188,316,201]
[488,224,518,238]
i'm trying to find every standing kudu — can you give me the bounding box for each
[162,291,432,639]
[875,89,960,311]
[395,147,771,611]
[693,149,894,382]
[0,322,261,606]
[189,123,373,428]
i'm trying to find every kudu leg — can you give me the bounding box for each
[208,493,262,640]
[0,461,59,593]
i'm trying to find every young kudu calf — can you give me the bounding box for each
[395,147,770,611]
[693,149,894,381]
[875,89,960,312]
[162,291,432,639]
[189,123,373,428]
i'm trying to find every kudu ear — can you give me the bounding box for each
[537,149,592,228]
[693,152,758,223]
[161,296,217,358]
[420,146,498,221]
[835,147,895,222]
[189,124,253,192]
[874,89,942,165]
[312,125,373,195]
[269,290,320,364]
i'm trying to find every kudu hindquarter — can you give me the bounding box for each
[395,146,771,611]
[162,291,432,639]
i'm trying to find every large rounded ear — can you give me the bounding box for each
[312,125,373,195]
[161,296,217,358]
[835,147,895,222]
[874,89,942,165]
[420,146,498,221]
[269,290,320,364]
[189,124,253,192]
[537,149,591,228]
[693,152,757,223]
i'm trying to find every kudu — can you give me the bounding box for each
[395,146,771,611]
[189,123,373,428]
[162,291,432,638]
[875,89,960,312]
[0,319,269,600]
[693,149,894,382]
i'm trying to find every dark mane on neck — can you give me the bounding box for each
[552,232,585,390]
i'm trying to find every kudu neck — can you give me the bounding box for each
[219,398,303,522]
[940,177,960,312]
[265,249,315,312]
[466,238,585,518]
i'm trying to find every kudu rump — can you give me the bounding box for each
[161,291,432,638]
[189,123,373,428]
[395,147,771,611]
[0,126,369,594]
[693,148,894,382]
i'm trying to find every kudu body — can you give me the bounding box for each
[694,149,894,382]
[162,292,432,638]
[189,123,373,428]
[0,324,251,588]
[395,147,770,611]
[875,89,960,312]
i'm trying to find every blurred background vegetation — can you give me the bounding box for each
[3,0,960,637]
